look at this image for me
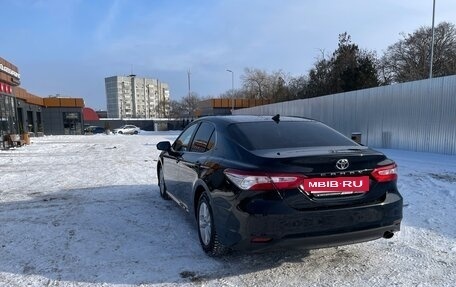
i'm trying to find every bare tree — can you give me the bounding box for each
[240,68,292,102]
[182,92,201,117]
[168,100,185,118]
[241,68,268,99]
[154,97,169,118]
[381,22,456,83]
[219,89,244,99]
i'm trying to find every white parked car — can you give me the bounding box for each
[113,125,140,135]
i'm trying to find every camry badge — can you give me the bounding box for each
[336,159,349,170]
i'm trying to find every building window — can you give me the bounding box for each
[0,94,17,136]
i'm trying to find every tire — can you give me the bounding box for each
[197,193,229,256]
[118,131,123,134]
[158,167,170,200]
[134,131,139,135]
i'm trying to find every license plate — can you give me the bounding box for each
[302,176,370,193]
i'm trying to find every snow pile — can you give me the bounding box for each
[0,133,455,286]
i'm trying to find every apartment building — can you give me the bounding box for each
[105,75,170,119]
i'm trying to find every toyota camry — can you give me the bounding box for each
[156,115,402,256]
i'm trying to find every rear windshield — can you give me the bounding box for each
[228,121,355,150]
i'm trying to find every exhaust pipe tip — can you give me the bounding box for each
[383,231,394,239]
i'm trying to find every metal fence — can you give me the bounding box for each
[234,75,456,155]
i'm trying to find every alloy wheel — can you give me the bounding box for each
[198,201,212,246]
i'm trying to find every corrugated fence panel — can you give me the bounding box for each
[330,93,343,132]
[381,85,396,149]
[439,77,456,154]
[235,75,456,155]
[425,79,442,153]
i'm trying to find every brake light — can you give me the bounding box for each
[224,169,305,191]
[371,164,398,182]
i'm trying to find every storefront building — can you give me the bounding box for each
[0,57,21,137]
[1,56,85,137]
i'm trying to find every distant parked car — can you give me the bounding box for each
[113,125,140,135]
[84,126,105,134]
[156,115,403,256]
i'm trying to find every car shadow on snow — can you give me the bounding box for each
[0,184,310,285]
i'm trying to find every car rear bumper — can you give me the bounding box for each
[245,223,401,252]
[214,191,403,251]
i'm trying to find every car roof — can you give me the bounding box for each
[196,115,315,125]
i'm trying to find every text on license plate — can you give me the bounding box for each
[302,176,370,192]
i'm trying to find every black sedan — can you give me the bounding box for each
[156,115,402,256]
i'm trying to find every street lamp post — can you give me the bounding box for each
[226,69,234,113]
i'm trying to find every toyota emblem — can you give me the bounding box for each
[336,159,349,170]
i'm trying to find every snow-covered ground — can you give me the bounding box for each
[0,132,455,287]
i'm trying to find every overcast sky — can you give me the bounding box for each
[3,0,456,110]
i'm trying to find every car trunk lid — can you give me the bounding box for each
[250,147,390,210]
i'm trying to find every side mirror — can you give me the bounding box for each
[156,141,171,151]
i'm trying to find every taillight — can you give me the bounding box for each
[371,163,398,182]
[224,169,305,191]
